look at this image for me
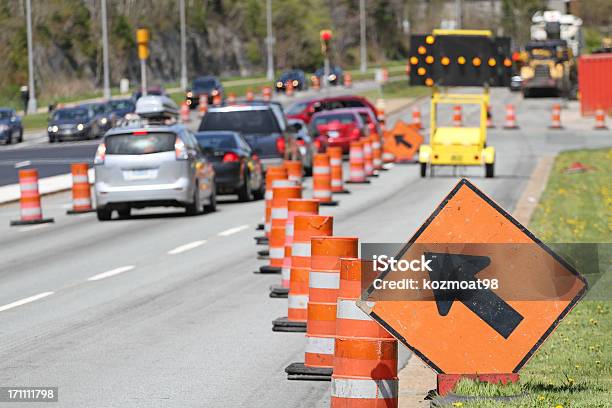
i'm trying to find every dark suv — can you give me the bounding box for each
[186,76,224,108]
[198,103,300,171]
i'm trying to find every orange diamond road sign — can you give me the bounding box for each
[359,178,587,374]
[383,120,423,162]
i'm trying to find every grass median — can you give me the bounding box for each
[454,147,611,407]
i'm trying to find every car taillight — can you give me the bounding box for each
[94,143,106,164]
[175,136,188,160]
[223,152,240,162]
[313,139,322,151]
[276,136,286,154]
[351,127,361,139]
[296,139,305,146]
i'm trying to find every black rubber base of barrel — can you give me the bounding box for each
[319,200,339,207]
[255,223,264,231]
[285,362,332,381]
[255,265,281,274]
[273,317,307,332]
[332,189,351,194]
[254,236,269,246]
[258,249,269,257]
[346,180,371,184]
[66,209,96,215]
[10,218,54,226]
[269,285,289,298]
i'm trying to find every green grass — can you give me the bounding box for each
[453,148,612,407]
[21,112,52,132]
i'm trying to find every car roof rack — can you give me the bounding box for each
[135,95,179,119]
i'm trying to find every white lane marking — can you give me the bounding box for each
[14,160,31,168]
[87,265,135,281]
[218,224,249,237]
[167,240,207,255]
[0,291,54,313]
[18,224,51,232]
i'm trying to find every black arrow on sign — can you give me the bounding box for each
[425,252,524,339]
[394,134,413,149]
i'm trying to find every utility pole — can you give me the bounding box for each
[265,0,274,80]
[25,0,37,113]
[179,0,188,91]
[359,0,367,73]
[101,0,111,100]
[455,0,463,29]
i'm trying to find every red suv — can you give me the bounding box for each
[286,95,378,124]
[309,109,369,153]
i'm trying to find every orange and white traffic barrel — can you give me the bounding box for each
[452,105,463,127]
[503,104,519,129]
[66,163,94,214]
[370,133,383,171]
[312,153,338,206]
[328,146,349,194]
[382,68,389,82]
[227,92,236,105]
[412,106,422,129]
[284,160,303,185]
[274,214,333,332]
[212,93,222,106]
[346,141,369,184]
[10,169,54,226]
[331,258,398,407]
[285,81,295,97]
[270,198,320,298]
[311,76,320,91]
[246,89,255,102]
[376,99,386,123]
[259,185,302,274]
[198,94,208,118]
[344,72,352,88]
[549,104,563,129]
[286,236,358,380]
[180,101,190,123]
[594,109,608,130]
[256,166,288,246]
[262,87,272,102]
[363,138,375,177]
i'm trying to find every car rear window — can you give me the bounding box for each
[311,113,356,127]
[195,133,238,150]
[199,110,280,134]
[105,132,176,155]
[286,102,309,115]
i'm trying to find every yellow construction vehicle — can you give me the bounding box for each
[418,87,495,178]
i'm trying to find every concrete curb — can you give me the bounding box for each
[0,169,94,205]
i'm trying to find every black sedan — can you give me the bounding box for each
[195,131,264,202]
[80,102,113,136]
[47,107,97,142]
[106,99,135,121]
[186,76,224,108]
[275,70,308,92]
[315,66,344,86]
[0,108,23,145]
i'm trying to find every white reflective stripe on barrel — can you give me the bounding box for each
[313,167,330,175]
[73,198,91,206]
[330,158,342,166]
[72,175,89,184]
[20,183,39,192]
[309,271,339,289]
[331,180,342,187]
[269,247,285,259]
[272,180,296,187]
[265,191,273,200]
[332,378,398,399]
[271,207,288,219]
[292,242,311,257]
[305,336,334,354]
[372,142,381,149]
[281,267,291,281]
[350,151,363,160]
[285,223,294,237]
[350,170,365,178]
[337,299,374,320]
[21,207,41,216]
[288,294,308,309]
[313,190,331,198]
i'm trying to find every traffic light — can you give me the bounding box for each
[136,28,150,60]
[320,30,332,54]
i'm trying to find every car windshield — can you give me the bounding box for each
[109,100,135,111]
[53,109,88,121]
[199,110,280,134]
[280,71,299,80]
[195,133,238,150]
[0,110,12,120]
[311,113,356,128]
[105,132,176,155]
[286,102,309,115]
[193,78,217,89]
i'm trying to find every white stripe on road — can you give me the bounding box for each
[218,224,249,237]
[167,240,207,255]
[0,291,54,313]
[18,223,50,233]
[87,265,135,281]
[14,160,31,168]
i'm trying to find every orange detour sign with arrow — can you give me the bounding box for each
[383,120,424,162]
[358,179,587,381]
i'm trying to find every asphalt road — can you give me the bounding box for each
[0,88,610,407]
[0,79,389,186]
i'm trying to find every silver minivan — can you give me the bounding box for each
[93,124,216,221]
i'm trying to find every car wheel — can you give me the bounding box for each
[18,130,23,143]
[485,163,495,178]
[204,183,217,213]
[97,207,112,221]
[118,207,131,218]
[49,137,56,143]
[253,176,265,200]
[5,134,11,145]
[237,171,254,202]
[420,163,427,178]
[185,183,202,216]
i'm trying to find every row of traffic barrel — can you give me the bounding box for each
[252,137,399,406]
[10,164,94,226]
